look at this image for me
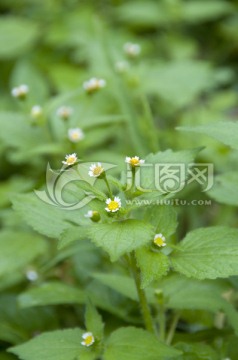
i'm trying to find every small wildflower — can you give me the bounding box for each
[88,163,104,178]
[31,105,42,119]
[68,128,85,143]
[105,196,121,213]
[123,42,141,57]
[62,153,78,166]
[25,269,39,282]
[125,156,145,167]
[11,84,29,99]
[85,210,101,222]
[154,233,166,247]
[83,78,106,94]
[115,60,129,73]
[57,106,73,120]
[81,332,95,347]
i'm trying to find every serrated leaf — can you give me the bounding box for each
[0,231,47,279]
[58,225,90,249]
[177,122,238,150]
[18,282,85,308]
[207,172,238,206]
[171,227,238,280]
[88,220,154,261]
[12,193,82,239]
[9,329,96,360]
[142,205,178,237]
[85,300,104,340]
[103,327,181,360]
[136,247,169,288]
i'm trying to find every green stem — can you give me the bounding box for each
[158,302,166,342]
[103,175,113,198]
[129,252,155,333]
[166,312,180,345]
[140,95,159,152]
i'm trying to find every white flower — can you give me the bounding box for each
[26,269,39,282]
[115,60,129,73]
[81,332,95,347]
[31,105,42,118]
[84,210,94,218]
[68,128,84,143]
[105,196,121,213]
[11,84,29,99]
[123,42,141,57]
[62,153,78,166]
[154,233,166,247]
[88,163,104,177]
[57,106,73,120]
[125,156,145,167]
[83,78,106,93]
[84,210,100,222]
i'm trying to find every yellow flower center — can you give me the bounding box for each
[130,158,140,166]
[154,236,165,247]
[71,132,79,139]
[84,335,94,346]
[66,156,76,165]
[107,201,119,211]
[93,166,103,176]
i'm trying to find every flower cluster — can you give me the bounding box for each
[83,78,106,94]
[123,42,141,57]
[81,332,95,347]
[68,128,84,143]
[57,106,73,120]
[31,105,42,119]
[154,233,166,247]
[62,153,78,166]
[11,84,29,99]
[105,197,121,213]
[125,156,144,167]
[88,163,104,178]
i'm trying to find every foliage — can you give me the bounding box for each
[0,0,238,359]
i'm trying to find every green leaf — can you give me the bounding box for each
[207,172,238,206]
[142,205,178,237]
[88,220,154,261]
[136,247,170,288]
[145,61,213,107]
[85,300,104,340]
[0,295,58,344]
[171,227,238,279]
[0,231,47,279]
[59,225,90,249]
[175,342,219,360]
[159,274,238,334]
[12,193,82,239]
[92,273,138,301]
[18,282,85,308]
[103,327,181,360]
[9,329,97,360]
[177,122,238,150]
[182,0,233,23]
[0,16,39,59]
